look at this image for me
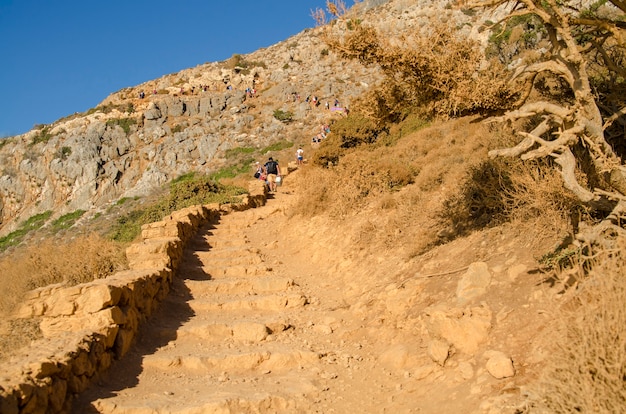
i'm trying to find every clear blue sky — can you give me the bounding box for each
[0,0,326,137]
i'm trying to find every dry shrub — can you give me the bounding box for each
[531,236,626,412]
[0,234,127,315]
[312,114,384,167]
[294,117,495,256]
[325,22,517,123]
[438,156,581,243]
[0,318,41,362]
[298,144,416,218]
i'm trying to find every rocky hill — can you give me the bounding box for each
[0,0,506,236]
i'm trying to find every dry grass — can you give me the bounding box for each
[0,234,127,316]
[530,236,626,412]
[0,233,126,362]
[294,117,489,255]
[294,115,581,259]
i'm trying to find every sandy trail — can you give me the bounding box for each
[74,178,549,413]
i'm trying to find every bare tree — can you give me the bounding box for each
[467,0,626,247]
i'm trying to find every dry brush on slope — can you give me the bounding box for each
[466,0,626,250]
[321,20,517,123]
[304,1,626,410]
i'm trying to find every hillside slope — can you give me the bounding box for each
[0,0,501,236]
[73,121,562,412]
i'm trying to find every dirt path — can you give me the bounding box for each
[72,189,399,413]
[73,177,552,413]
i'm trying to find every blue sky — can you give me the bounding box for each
[0,0,326,137]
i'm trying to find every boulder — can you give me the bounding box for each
[484,350,515,379]
[456,262,492,305]
[424,304,492,355]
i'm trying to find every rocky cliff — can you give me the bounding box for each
[0,0,498,235]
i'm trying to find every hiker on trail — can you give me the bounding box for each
[253,162,264,180]
[264,157,281,192]
[296,148,304,165]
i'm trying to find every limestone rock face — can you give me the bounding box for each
[0,0,492,236]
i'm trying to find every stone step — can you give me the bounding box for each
[185,276,294,296]
[207,237,250,249]
[194,251,264,267]
[90,388,310,414]
[190,263,272,279]
[173,318,291,342]
[188,293,308,313]
[178,254,264,275]
[142,347,321,373]
[192,247,262,261]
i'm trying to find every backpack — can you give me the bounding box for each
[265,161,278,175]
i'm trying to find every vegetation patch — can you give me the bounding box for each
[532,236,626,412]
[58,146,72,160]
[51,210,86,232]
[261,140,294,154]
[226,54,267,75]
[31,126,55,145]
[109,174,247,242]
[225,147,256,159]
[0,211,53,252]
[273,109,294,123]
[85,103,136,116]
[106,117,137,134]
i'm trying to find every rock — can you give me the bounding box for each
[457,361,474,380]
[424,304,492,355]
[484,350,515,379]
[144,103,162,120]
[427,339,451,366]
[378,344,421,369]
[232,322,269,342]
[313,324,333,335]
[507,264,527,282]
[456,262,492,305]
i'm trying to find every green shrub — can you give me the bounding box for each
[486,14,546,61]
[346,18,361,30]
[109,176,247,242]
[0,211,53,251]
[261,140,293,154]
[210,162,255,181]
[225,147,255,159]
[226,54,267,75]
[51,210,86,232]
[332,114,383,148]
[312,134,346,167]
[273,109,294,123]
[437,160,512,238]
[106,117,137,134]
[31,126,54,145]
[59,146,72,160]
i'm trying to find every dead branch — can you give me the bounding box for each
[493,101,572,122]
[603,105,626,130]
[554,149,597,203]
[488,118,551,158]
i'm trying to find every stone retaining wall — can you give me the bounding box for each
[0,181,267,414]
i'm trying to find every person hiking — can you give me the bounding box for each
[264,157,281,192]
[296,148,304,165]
[253,162,264,180]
